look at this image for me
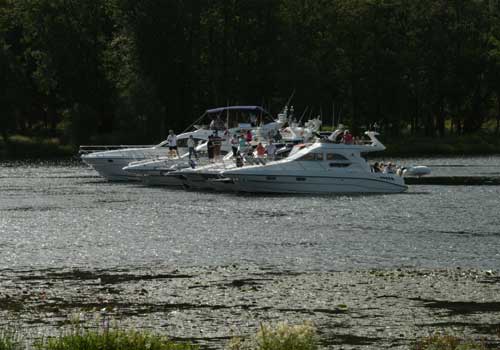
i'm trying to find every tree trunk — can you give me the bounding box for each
[1,128,9,146]
[435,99,445,137]
[424,111,434,137]
[496,92,500,135]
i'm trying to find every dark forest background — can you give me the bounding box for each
[2,0,500,149]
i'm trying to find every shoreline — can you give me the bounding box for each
[1,265,499,349]
[1,152,500,163]
[3,134,500,161]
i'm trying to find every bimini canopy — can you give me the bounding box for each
[205,106,269,114]
[184,105,272,133]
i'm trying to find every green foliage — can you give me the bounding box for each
[0,134,75,159]
[384,133,500,156]
[414,334,486,350]
[0,329,22,350]
[228,322,318,350]
[2,0,500,149]
[34,326,198,350]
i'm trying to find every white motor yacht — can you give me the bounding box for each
[221,131,408,194]
[122,139,219,186]
[80,138,195,182]
[81,105,282,181]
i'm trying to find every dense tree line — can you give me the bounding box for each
[1,0,500,145]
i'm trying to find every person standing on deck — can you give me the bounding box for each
[266,140,277,160]
[212,131,222,161]
[166,130,178,158]
[238,134,247,155]
[207,135,215,162]
[342,130,353,144]
[230,134,239,157]
[187,135,198,160]
[245,129,253,143]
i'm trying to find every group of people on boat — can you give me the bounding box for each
[372,162,396,174]
[326,128,364,145]
[230,130,278,167]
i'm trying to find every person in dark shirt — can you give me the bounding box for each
[207,135,215,162]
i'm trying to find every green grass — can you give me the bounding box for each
[0,135,75,159]
[382,134,500,156]
[414,334,487,350]
[2,130,500,159]
[0,329,22,350]
[228,322,318,350]
[2,323,498,350]
[33,325,198,350]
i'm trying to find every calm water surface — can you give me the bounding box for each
[1,157,499,271]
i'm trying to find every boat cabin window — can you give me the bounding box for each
[298,152,324,161]
[326,153,349,161]
[329,162,351,168]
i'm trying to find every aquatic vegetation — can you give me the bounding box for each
[34,326,198,350]
[228,321,318,350]
[414,333,487,350]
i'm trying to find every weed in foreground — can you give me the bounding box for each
[414,333,487,350]
[34,326,198,350]
[0,329,22,350]
[228,321,318,350]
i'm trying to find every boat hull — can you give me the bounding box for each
[223,173,407,194]
[180,172,224,190]
[82,157,141,181]
[82,148,187,181]
[140,174,185,187]
[206,178,239,192]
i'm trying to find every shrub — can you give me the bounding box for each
[0,329,22,350]
[228,322,318,350]
[414,333,486,350]
[34,327,198,350]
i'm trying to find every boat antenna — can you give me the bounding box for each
[182,110,208,133]
[298,106,309,123]
[284,89,295,110]
[226,100,230,129]
[332,101,335,128]
[307,107,314,122]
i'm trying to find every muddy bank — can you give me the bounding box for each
[1,266,499,349]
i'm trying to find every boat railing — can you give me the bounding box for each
[79,145,155,155]
[320,138,373,146]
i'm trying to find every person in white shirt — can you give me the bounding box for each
[383,162,395,174]
[166,130,178,158]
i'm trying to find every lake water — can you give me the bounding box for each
[1,157,499,272]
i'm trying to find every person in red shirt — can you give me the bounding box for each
[342,130,353,144]
[245,130,253,143]
[255,142,266,157]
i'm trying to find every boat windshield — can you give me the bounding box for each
[297,152,324,161]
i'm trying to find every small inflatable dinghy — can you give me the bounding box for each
[402,165,431,177]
